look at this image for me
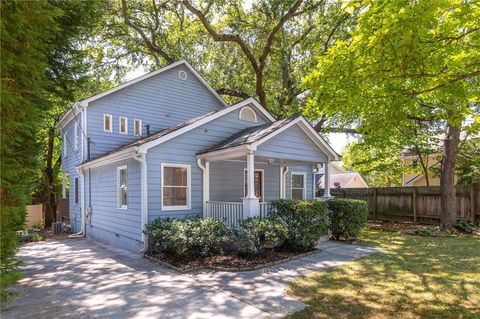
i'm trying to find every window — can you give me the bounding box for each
[74,123,80,150]
[104,114,112,133]
[162,164,190,210]
[63,132,68,158]
[134,119,142,136]
[243,169,264,201]
[291,173,305,200]
[119,116,128,135]
[239,106,257,122]
[74,177,79,204]
[117,166,128,209]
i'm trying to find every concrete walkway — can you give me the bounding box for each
[3,239,379,319]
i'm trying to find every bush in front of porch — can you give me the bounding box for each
[269,199,330,251]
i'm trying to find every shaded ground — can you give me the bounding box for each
[3,238,378,318]
[286,228,480,319]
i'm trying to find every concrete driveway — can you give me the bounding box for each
[3,238,379,318]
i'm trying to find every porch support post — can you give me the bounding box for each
[324,161,331,198]
[243,151,259,218]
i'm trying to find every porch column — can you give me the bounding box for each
[324,161,331,198]
[243,151,259,218]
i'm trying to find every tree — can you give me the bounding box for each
[304,0,480,228]
[343,140,403,187]
[102,0,353,116]
[456,137,480,184]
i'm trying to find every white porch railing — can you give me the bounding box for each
[206,201,243,227]
[259,202,272,219]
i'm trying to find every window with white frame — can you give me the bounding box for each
[162,164,190,210]
[104,114,112,133]
[291,173,306,200]
[239,106,257,122]
[117,166,128,209]
[134,119,142,136]
[119,116,128,135]
[63,132,68,158]
[74,123,80,150]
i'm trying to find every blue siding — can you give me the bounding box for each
[88,158,142,241]
[285,166,316,200]
[86,65,224,158]
[210,161,280,202]
[256,125,328,163]
[147,108,268,221]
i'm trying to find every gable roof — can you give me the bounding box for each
[319,172,368,188]
[197,116,340,161]
[77,98,276,169]
[56,59,227,129]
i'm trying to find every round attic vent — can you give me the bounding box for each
[179,70,188,80]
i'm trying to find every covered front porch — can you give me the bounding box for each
[196,117,338,227]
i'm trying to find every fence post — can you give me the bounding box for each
[412,187,417,223]
[373,189,377,221]
[471,184,476,223]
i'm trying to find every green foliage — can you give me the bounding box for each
[146,217,233,259]
[456,137,480,185]
[270,199,330,251]
[234,217,288,257]
[327,198,368,240]
[412,226,441,237]
[18,230,46,243]
[455,221,479,234]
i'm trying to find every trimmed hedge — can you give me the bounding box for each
[235,216,288,256]
[269,199,330,251]
[327,198,368,240]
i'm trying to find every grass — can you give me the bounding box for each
[286,228,480,319]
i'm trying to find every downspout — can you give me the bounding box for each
[134,152,148,252]
[69,168,86,237]
[282,167,289,198]
[197,158,209,218]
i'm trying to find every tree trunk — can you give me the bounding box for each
[44,127,57,226]
[440,122,460,228]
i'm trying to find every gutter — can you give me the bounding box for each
[133,152,148,252]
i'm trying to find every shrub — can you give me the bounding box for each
[145,217,233,259]
[454,221,479,234]
[18,229,46,243]
[327,198,368,240]
[234,217,288,256]
[270,199,330,251]
[412,226,440,237]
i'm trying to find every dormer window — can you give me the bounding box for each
[119,116,128,135]
[239,106,257,123]
[104,114,112,133]
[134,119,142,136]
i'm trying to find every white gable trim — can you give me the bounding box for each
[250,116,340,161]
[77,98,275,170]
[56,60,228,129]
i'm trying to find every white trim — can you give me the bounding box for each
[139,98,274,152]
[243,168,265,201]
[56,60,230,129]
[117,165,128,210]
[161,163,191,211]
[119,116,128,135]
[63,132,68,159]
[239,106,257,123]
[133,154,148,243]
[291,172,306,200]
[134,119,142,136]
[250,116,339,161]
[103,114,112,133]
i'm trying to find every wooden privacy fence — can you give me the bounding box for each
[319,184,480,224]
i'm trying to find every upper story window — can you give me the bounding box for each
[74,123,80,150]
[104,114,112,133]
[291,172,306,200]
[63,132,68,158]
[162,164,190,210]
[134,119,142,136]
[119,116,128,135]
[117,165,128,209]
[239,106,257,123]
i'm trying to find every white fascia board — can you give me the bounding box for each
[196,145,250,161]
[250,116,340,161]
[77,147,139,171]
[56,60,229,129]
[138,98,274,153]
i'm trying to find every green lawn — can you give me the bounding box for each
[287,228,480,319]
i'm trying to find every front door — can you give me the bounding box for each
[244,170,263,201]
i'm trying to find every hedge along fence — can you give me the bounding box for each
[318,184,480,224]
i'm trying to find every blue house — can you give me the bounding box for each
[57,60,339,252]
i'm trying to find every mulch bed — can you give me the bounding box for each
[145,248,318,273]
